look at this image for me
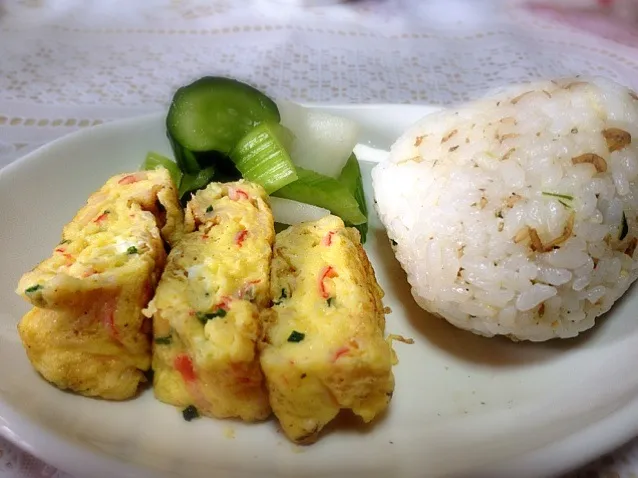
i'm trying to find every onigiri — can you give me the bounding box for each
[372,77,638,341]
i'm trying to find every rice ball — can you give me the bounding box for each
[372,77,638,341]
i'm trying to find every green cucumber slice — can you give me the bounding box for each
[168,133,201,174]
[166,76,280,153]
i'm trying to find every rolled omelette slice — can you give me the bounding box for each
[260,215,395,444]
[16,169,184,400]
[147,181,274,422]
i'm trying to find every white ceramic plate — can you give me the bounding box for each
[1,105,638,478]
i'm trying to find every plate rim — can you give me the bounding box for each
[1,105,637,478]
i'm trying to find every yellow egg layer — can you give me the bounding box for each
[149,181,274,422]
[260,215,394,443]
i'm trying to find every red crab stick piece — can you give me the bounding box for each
[235,230,248,247]
[318,266,338,299]
[322,231,336,246]
[174,354,197,383]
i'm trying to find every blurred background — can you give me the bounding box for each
[2,0,638,165]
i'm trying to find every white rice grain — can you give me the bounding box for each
[516,284,557,311]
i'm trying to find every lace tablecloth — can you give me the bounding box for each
[2,0,638,476]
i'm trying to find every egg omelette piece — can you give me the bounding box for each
[148,181,274,422]
[260,215,395,444]
[16,169,184,400]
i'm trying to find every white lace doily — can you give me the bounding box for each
[2,0,638,476]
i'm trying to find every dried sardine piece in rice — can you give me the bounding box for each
[528,228,543,252]
[542,212,576,251]
[441,129,458,143]
[602,128,631,153]
[499,117,517,125]
[516,213,575,253]
[498,133,519,143]
[501,148,516,161]
[504,193,523,208]
[572,153,607,173]
[563,81,588,90]
[513,227,530,244]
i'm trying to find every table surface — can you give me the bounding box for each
[2,1,638,477]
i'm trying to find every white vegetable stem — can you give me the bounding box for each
[353,144,390,164]
[278,100,361,178]
[269,197,330,225]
